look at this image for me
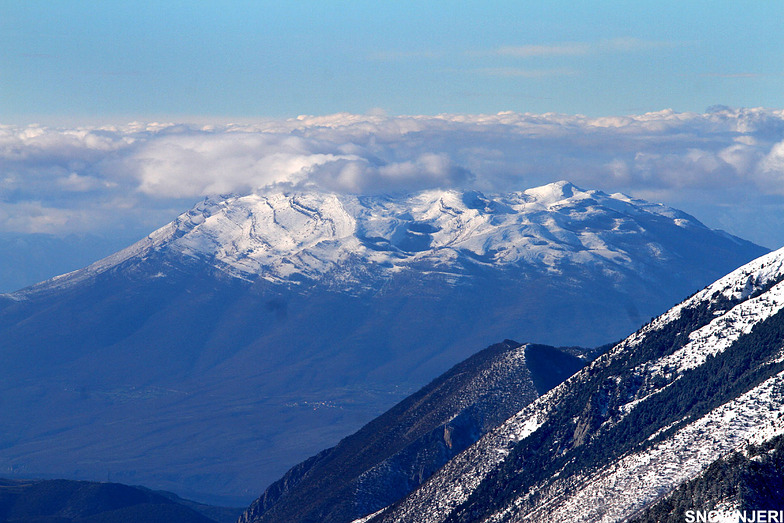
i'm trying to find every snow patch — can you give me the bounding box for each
[661,282,784,372]
[499,368,784,523]
[11,182,737,299]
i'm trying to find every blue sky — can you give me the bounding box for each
[1,2,784,292]
[1,1,782,122]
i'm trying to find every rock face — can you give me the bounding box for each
[238,341,590,523]
[0,182,767,503]
[365,247,784,523]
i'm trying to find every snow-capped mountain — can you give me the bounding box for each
[0,182,767,503]
[364,246,784,523]
[17,180,763,305]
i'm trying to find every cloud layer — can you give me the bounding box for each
[2,108,784,247]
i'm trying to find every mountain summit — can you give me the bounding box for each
[19,180,755,299]
[0,182,767,502]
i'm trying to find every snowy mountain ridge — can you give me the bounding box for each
[364,246,784,523]
[627,246,784,343]
[11,180,725,298]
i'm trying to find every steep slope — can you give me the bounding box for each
[629,433,784,522]
[0,182,767,502]
[238,342,589,523]
[368,247,784,523]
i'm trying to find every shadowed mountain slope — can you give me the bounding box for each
[239,342,590,523]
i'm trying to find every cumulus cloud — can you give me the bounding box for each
[121,130,473,197]
[311,152,474,193]
[128,133,347,197]
[0,201,95,234]
[757,140,784,193]
[57,173,116,192]
[2,107,784,246]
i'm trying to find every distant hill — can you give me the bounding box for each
[0,478,242,523]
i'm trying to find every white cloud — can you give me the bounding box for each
[2,107,784,246]
[757,140,784,194]
[491,38,675,58]
[476,67,575,78]
[0,201,93,234]
[718,143,763,176]
[494,43,591,57]
[597,37,676,52]
[311,152,473,194]
[128,133,349,197]
[700,73,762,78]
[368,50,442,61]
[57,173,115,192]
